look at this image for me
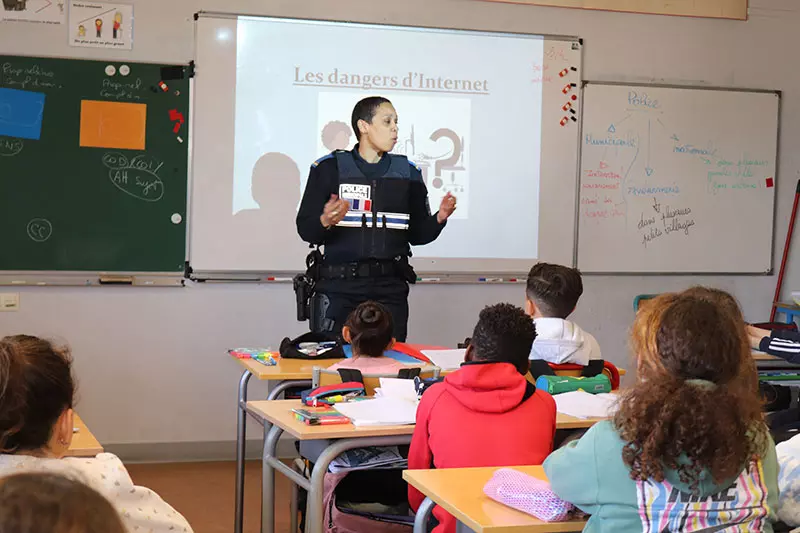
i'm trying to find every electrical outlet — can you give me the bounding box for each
[0,293,20,311]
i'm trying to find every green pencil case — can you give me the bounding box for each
[535,374,612,395]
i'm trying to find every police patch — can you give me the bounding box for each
[339,184,372,212]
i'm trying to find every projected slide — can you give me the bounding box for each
[230,17,544,260]
[316,92,471,218]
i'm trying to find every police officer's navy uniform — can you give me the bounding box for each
[296,145,446,341]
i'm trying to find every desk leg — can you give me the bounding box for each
[235,370,253,533]
[413,497,435,533]
[455,521,477,533]
[262,424,284,533]
[306,435,413,533]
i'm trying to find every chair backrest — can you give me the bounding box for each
[634,294,660,312]
[313,365,441,395]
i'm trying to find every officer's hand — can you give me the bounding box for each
[437,192,457,223]
[321,194,350,228]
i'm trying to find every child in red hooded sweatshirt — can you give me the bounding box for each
[407,303,557,533]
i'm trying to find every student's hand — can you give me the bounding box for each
[746,325,770,350]
[437,192,457,223]
[321,195,350,228]
[747,325,770,339]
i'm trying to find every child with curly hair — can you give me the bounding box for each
[544,289,779,532]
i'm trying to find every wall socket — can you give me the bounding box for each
[0,293,20,311]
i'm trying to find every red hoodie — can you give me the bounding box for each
[407,362,557,533]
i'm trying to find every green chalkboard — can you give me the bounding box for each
[0,55,189,272]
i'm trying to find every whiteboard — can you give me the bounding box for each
[577,82,779,274]
[189,13,583,278]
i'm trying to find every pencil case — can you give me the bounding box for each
[301,382,366,406]
[535,374,611,395]
[483,468,574,522]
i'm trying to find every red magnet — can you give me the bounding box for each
[766,177,774,188]
[158,81,169,92]
[169,109,185,134]
[562,102,572,112]
[559,68,570,77]
[571,94,578,101]
[560,117,569,127]
[562,84,572,95]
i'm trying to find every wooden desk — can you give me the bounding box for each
[248,399,609,533]
[752,351,781,362]
[404,466,586,533]
[67,414,103,457]
[236,356,342,381]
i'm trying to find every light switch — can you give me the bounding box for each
[0,293,20,311]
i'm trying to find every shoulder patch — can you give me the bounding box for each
[312,153,335,167]
[408,159,421,172]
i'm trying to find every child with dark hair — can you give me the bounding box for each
[525,262,601,365]
[544,290,779,532]
[0,472,125,533]
[0,335,193,533]
[408,303,556,533]
[328,301,413,374]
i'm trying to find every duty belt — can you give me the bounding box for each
[319,259,402,280]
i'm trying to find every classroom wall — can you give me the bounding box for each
[1,0,799,459]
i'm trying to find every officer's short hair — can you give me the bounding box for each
[351,97,392,141]
[470,304,536,375]
[525,262,584,319]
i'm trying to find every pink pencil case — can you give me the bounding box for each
[483,468,574,522]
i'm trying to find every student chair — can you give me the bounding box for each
[311,365,442,395]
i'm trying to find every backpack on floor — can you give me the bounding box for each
[322,469,413,533]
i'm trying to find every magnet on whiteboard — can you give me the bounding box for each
[176,136,184,143]
[562,102,572,112]
[171,213,182,224]
[560,117,569,126]
[119,65,130,76]
[105,65,116,76]
[559,68,569,77]
[562,84,572,95]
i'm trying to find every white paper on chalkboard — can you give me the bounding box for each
[576,82,779,274]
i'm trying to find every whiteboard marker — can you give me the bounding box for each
[479,277,503,282]
[419,277,440,282]
[265,277,292,282]
[11,281,25,285]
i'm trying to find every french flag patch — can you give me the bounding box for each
[349,198,372,212]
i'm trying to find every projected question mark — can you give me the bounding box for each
[429,128,462,190]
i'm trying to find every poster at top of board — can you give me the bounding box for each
[0,0,66,24]
[68,1,132,50]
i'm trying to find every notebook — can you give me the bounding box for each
[333,397,418,426]
[554,390,619,419]
[420,349,466,370]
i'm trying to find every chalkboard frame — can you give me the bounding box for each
[0,54,191,284]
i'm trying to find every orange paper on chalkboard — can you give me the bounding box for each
[79,100,147,150]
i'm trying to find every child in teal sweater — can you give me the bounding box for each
[544,290,779,532]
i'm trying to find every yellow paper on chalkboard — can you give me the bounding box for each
[79,100,146,150]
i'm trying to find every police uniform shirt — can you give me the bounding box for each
[296,145,446,265]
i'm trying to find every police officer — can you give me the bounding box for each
[296,96,457,342]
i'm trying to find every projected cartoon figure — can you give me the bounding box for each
[321,120,352,151]
[234,152,309,257]
[113,11,122,39]
[95,18,102,38]
[77,24,86,37]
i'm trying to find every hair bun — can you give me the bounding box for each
[360,307,380,324]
